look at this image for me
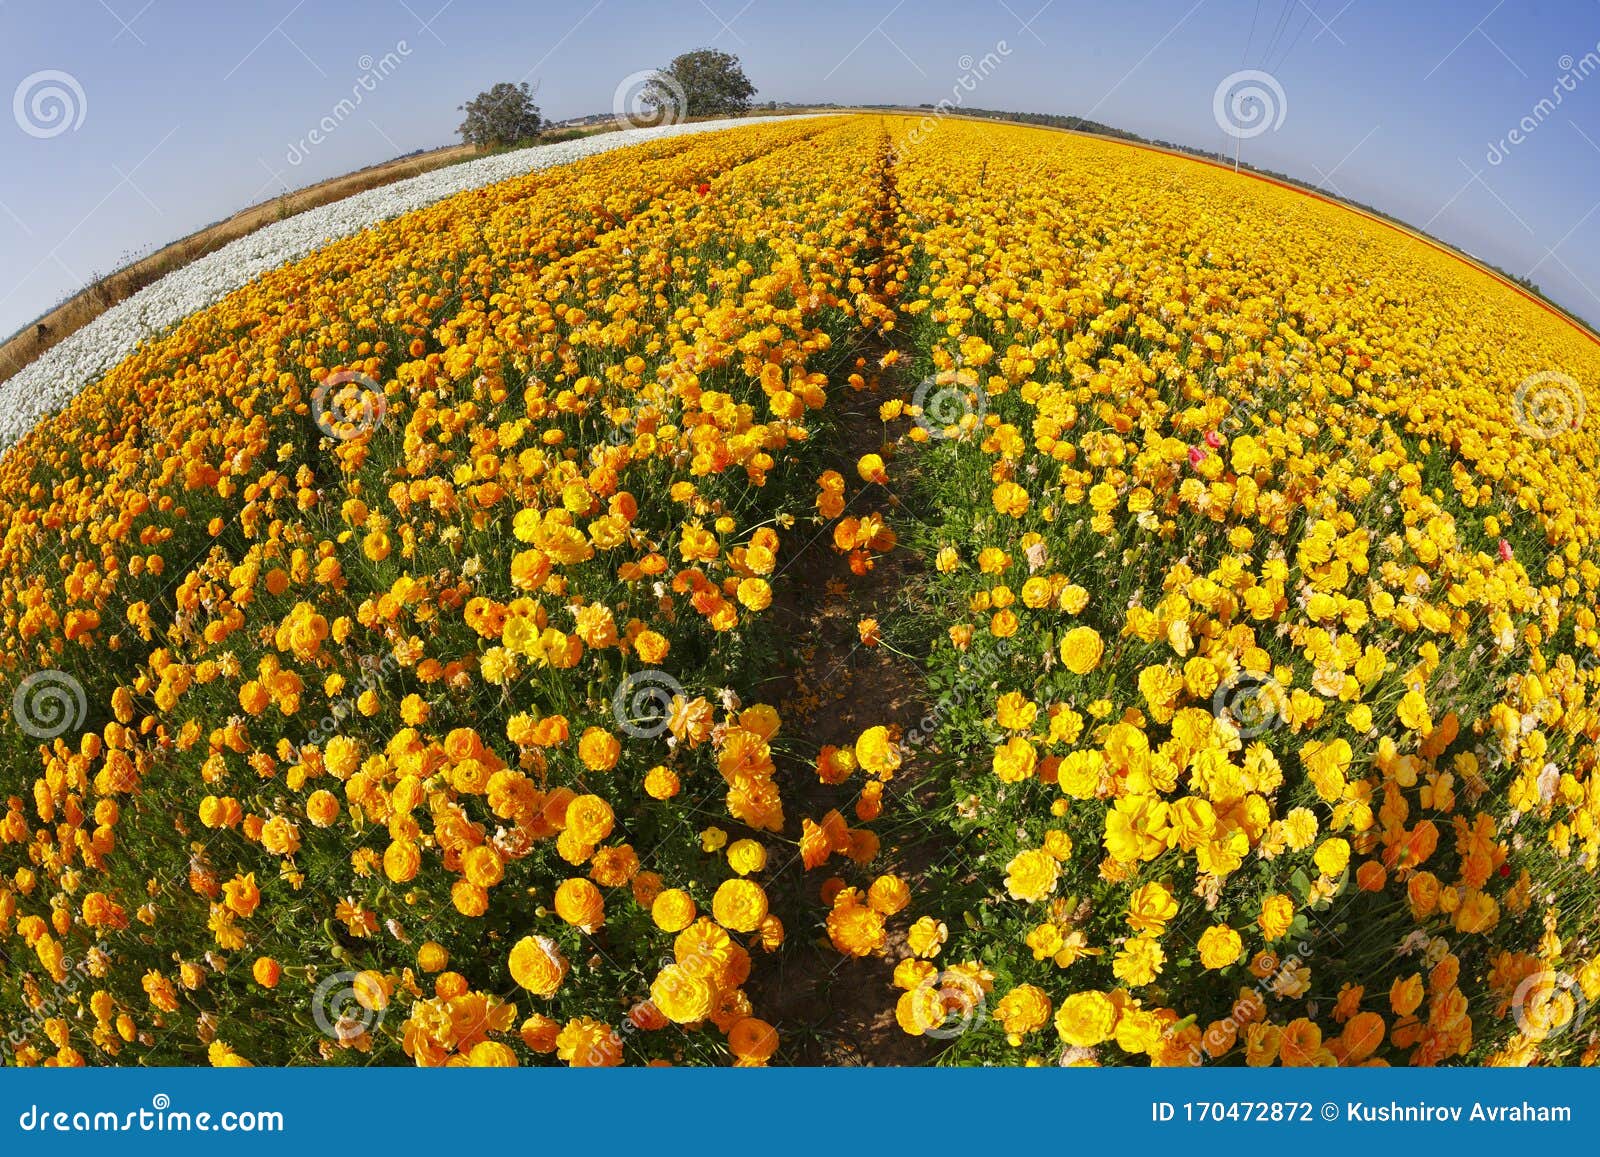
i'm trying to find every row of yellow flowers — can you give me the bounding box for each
[851,116,1600,1065]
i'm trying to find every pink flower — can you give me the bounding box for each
[1204,430,1223,449]
[1188,446,1207,466]
[1498,539,1513,562]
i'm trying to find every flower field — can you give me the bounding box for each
[2,113,1598,1067]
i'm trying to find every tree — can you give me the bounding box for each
[457,82,542,149]
[647,49,755,120]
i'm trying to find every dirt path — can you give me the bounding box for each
[743,135,961,1064]
[753,360,942,1065]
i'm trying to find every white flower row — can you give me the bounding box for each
[0,114,819,450]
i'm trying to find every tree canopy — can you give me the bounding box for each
[647,49,756,120]
[457,81,542,149]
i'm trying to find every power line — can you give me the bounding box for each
[1241,0,1264,65]
[1268,0,1320,72]
[1259,0,1295,67]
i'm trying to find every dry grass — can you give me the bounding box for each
[0,143,477,382]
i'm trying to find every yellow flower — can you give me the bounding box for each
[994,984,1053,1041]
[553,878,604,931]
[1058,626,1104,675]
[727,839,767,875]
[1112,936,1165,987]
[1313,837,1351,879]
[1055,990,1118,1047]
[1125,882,1177,934]
[992,736,1038,783]
[1004,849,1060,902]
[1197,924,1243,970]
[651,889,697,932]
[1257,893,1295,941]
[508,935,568,997]
[907,916,948,959]
[711,878,768,933]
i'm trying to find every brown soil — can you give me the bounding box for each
[751,360,944,1066]
[748,136,962,1062]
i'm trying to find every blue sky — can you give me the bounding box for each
[1,0,1599,339]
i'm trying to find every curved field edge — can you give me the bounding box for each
[0,115,829,453]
